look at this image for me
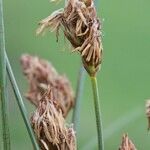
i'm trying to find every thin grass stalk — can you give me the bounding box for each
[5,52,39,150]
[90,76,104,150]
[90,0,104,149]
[0,0,11,149]
[72,66,85,133]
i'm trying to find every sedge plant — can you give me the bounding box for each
[37,0,104,149]
[20,54,77,149]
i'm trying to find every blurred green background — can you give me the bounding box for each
[1,0,150,149]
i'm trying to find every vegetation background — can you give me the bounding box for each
[1,0,150,149]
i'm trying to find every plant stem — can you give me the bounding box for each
[72,66,85,134]
[90,76,104,150]
[0,0,11,149]
[5,52,39,150]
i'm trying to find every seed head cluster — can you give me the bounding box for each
[31,88,76,150]
[37,0,103,76]
[119,134,136,150]
[20,54,74,117]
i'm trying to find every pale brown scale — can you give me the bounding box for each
[86,45,93,62]
[81,43,91,56]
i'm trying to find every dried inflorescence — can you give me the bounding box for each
[146,100,150,130]
[119,134,137,150]
[31,88,76,150]
[20,54,74,117]
[37,0,103,76]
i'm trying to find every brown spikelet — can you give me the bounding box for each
[119,134,137,150]
[31,88,76,150]
[146,100,150,130]
[37,0,103,76]
[20,54,74,117]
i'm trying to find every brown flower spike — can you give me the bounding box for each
[20,54,74,117]
[119,134,137,150]
[146,100,150,130]
[37,0,103,76]
[31,88,76,150]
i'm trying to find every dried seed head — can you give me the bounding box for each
[20,54,74,117]
[146,100,150,130]
[31,88,76,150]
[119,134,137,150]
[37,0,103,76]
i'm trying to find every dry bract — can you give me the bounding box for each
[20,54,74,117]
[37,0,103,76]
[31,88,76,150]
[119,134,137,150]
[146,100,150,130]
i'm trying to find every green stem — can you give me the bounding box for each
[90,76,104,150]
[0,0,11,149]
[5,52,39,150]
[72,66,85,134]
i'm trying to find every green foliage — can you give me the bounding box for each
[2,0,150,149]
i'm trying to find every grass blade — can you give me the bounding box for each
[5,52,39,150]
[0,0,11,149]
[72,66,85,134]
